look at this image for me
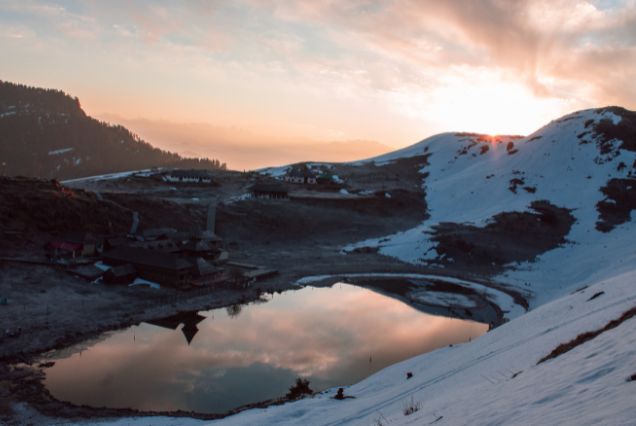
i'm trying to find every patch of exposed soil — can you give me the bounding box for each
[0,177,207,256]
[0,177,129,236]
[591,107,636,153]
[217,189,425,246]
[430,200,575,274]
[596,178,636,232]
[328,155,429,194]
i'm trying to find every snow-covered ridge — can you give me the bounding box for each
[346,107,636,305]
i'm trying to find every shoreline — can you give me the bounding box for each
[1,264,527,424]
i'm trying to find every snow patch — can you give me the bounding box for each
[48,147,74,156]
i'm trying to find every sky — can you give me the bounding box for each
[1,0,635,168]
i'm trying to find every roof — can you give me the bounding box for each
[103,246,193,271]
[183,240,214,252]
[131,239,180,252]
[193,258,221,276]
[107,264,136,277]
[141,227,177,240]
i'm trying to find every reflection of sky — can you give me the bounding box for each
[44,284,487,413]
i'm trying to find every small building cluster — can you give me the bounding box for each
[46,225,272,290]
[250,182,289,199]
[162,170,215,184]
[283,165,317,185]
[47,228,230,290]
[45,232,99,259]
[102,245,225,289]
[249,164,346,201]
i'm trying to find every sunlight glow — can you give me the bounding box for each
[388,69,574,136]
[0,0,632,167]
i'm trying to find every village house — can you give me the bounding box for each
[140,227,178,241]
[250,182,289,199]
[45,240,84,261]
[162,170,215,184]
[283,166,317,184]
[102,246,195,288]
[169,230,222,247]
[130,239,180,253]
[46,232,100,261]
[102,246,225,289]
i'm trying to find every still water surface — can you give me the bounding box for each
[43,283,487,413]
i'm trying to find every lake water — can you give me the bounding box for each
[43,283,487,414]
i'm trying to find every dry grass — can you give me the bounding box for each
[403,396,421,416]
[538,306,636,364]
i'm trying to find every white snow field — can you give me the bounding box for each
[62,108,636,425]
[61,168,156,184]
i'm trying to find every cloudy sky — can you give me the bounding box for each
[1,0,635,168]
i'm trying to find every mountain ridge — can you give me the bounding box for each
[0,80,226,180]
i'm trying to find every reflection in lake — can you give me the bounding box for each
[43,283,487,414]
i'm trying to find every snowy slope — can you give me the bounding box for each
[73,268,636,426]
[346,107,636,305]
[202,270,636,426]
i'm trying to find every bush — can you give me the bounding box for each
[286,378,313,400]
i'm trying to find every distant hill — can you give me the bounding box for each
[0,80,226,179]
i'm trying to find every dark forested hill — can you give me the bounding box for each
[0,80,226,179]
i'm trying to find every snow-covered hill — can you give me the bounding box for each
[347,106,636,306]
[205,107,636,425]
[61,107,636,426]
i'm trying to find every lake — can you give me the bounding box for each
[42,283,487,414]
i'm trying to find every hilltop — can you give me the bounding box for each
[0,81,225,180]
[342,106,636,305]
